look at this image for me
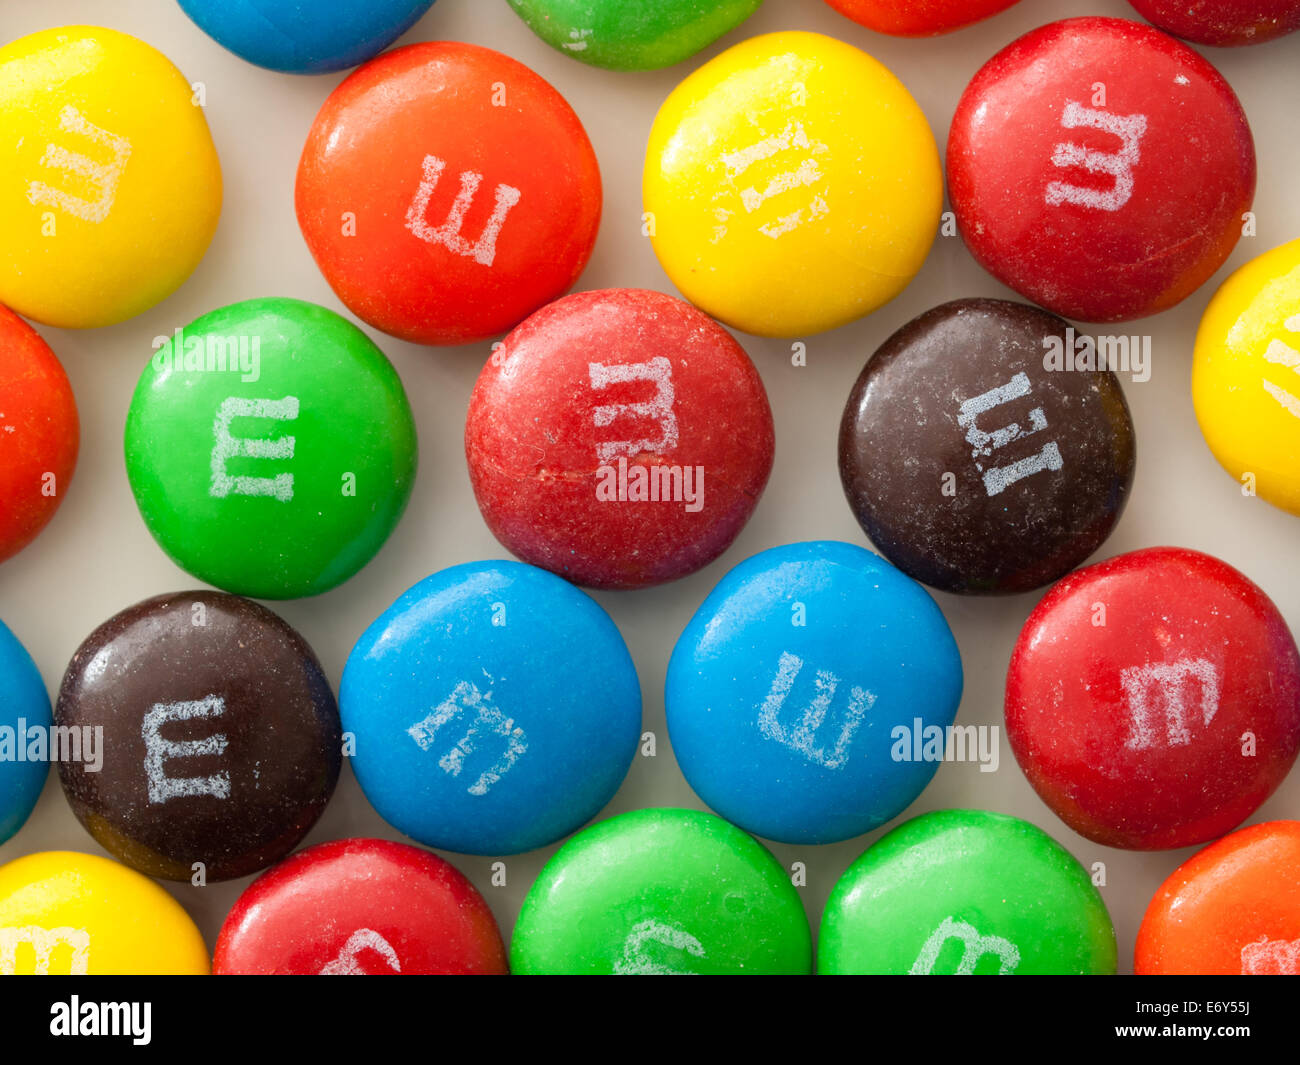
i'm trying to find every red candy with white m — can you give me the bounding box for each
[1005,547,1300,851]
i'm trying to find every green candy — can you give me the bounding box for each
[125,298,417,599]
[506,0,763,72]
[511,808,811,974]
[818,809,1117,975]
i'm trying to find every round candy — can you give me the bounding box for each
[0,27,221,329]
[1193,239,1300,518]
[1006,547,1300,851]
[643,31,941,338]
[507,0,761,71]
[340,561,641,855]
[0,306,78,564]
[0,619,51,845]
[1136,821,1300,975]
[511,808,811,974]
[666,541,963,845]
[55,591,342,882]
[465,289,774,589]
[824,0,1021,36]
[948,17,1256,323]
[1128,1,1300,46]
[214,838,508,975]
[178,0,437,74]
[0,851,209,975]
[297,42,601,346]
[818,809,1117,974]
[839,299,1136,595]
[124,298,417,600]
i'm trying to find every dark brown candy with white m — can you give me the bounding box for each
[838,298,1136,595]
[55,591,341,881]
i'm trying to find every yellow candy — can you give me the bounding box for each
[0,851,209,974]
[643,31,941,338]
[1193,239,1300,516]
[0,27,222,329]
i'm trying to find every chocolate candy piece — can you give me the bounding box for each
[511,808,812,975]
[818,809,1117,974]
[839,298,1136,595]
[0,619,51,845]
[465,289,774,589]
[1128,0,1300,45]
[1006,547,1300,851]
[824,0,1021,36]
[55,591,341,882]
[214,838,508,975]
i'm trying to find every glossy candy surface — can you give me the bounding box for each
[465,289,774,589]
[1128,0,1300,45]
[824,0,1020,36]
[1006,547,1300,850]
[0,620,51,845]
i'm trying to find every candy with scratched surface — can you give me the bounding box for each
[840,299,1135,595]
[1006,547,1300,851]
[214,838,508,975]
[0,306,78,564]
[340,561,640,855]
[124,298,417,600]
[819,810,1117,974]
[297,42,601,346]
[178,0,436,73]
[0,27,221,329]
[948,17,1255,323]
[507,0,761,71]
[1193,239,1300,518]
[1136,821,1300,975]
[1128,0,1300,45]
[465,288,774,589]
[0,851,209,974]
[55,591,342,882]
[643,31,941,338]
[666,541,962,845]
[824,0,1020,35]
[0,620,51,845]
[511,808,811,974]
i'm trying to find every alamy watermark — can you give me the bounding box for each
[0,721,103,772]
[1043,327,1151,383]
[151,328,261,383]
[595,455,704,513]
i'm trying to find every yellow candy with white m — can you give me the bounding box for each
[1193,239,1300,517]
[0,851,209,974]
[0,26,222,329]
[643,31,941,338]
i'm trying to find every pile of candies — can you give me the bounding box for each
[2,0,1300,976]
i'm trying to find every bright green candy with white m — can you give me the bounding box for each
[512,808,812,974]
[506,0,763,71]
[125,297,417,599]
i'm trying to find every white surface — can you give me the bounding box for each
[1,0,1298,974]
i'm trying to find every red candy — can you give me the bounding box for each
[948,17,1256,322]
[465,289,774,589]
[296,42,601,346]
[1005,547,1300,851]
[824,0,1020,36]
[0,305,78,563]
[1129,1,1300,46]
[213,838,508,975]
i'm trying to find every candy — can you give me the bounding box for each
[124,298,417,600]
[55,591,342,882]
[297,42,601,346]
[0,851,209,975]
[948,17,1255,323]
[818,809,1117,974]
[178,0,437,74]
[511,808,811,974]
[0,619,51,845]
[214,838,508,975]
[465,289,774,589]
[839,299,1136,595]
[824,0,1021,36]
[1136,821,1300,975]
[0,27,221,329]
[340,561,640,855]
[1193,239,1300,518]
[1006,547,1300,851]
[0,306,78,564]
[643,31,941,338]
[1128,1,1300,46]
[666,541,962,845]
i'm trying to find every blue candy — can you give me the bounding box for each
[666,541,963,845]
[340,561,641,855]
[177,0,436,75]
[0,619,51,845]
